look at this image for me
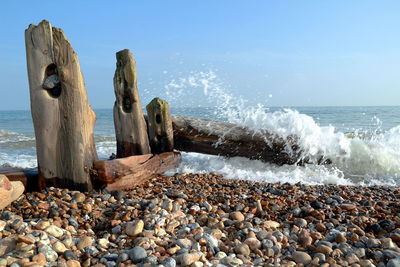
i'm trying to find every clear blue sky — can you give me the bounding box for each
[1,1,400,110]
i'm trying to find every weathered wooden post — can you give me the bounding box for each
[113,49,150,158]
[146,98,174,154]
[25,20,97,191]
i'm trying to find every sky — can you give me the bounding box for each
[1,1,400,110]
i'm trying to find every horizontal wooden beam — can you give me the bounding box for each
[92,152,181,191]
[171,116,302,165]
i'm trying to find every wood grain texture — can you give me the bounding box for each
[92,152,181,191]
[172,116,302,165]
[113,49,150,158]
[25,20,97,191]
[146,98,174,154]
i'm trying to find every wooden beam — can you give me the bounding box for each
[172,116,302,165]
[92,152,181,191]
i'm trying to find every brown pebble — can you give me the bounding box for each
[17,235,35,245]
[37,202,49,210]
[230,211,245,221]
[336,233,347,243]
[316,244,333,254]
[67,260,82,267]
[234,243,250,256]
[341,204,356,211]
[315,223,326,232]
[32,253,46,266]
[350,233,359,242]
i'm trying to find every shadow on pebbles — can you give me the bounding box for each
[0,173,400,267]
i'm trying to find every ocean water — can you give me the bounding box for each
[1,71,400,186]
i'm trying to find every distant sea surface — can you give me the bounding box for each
[1,106,400,186]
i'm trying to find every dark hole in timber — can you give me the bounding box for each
[122,96,132,113]
[156,114,162,124]
[43,64,61,98]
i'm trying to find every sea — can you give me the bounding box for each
[1,71,399,187]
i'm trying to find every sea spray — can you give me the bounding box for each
[1,73,399,186]
[164,70,400,185]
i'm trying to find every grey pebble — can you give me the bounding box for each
[162,257,176,267]
[128,246,147,264]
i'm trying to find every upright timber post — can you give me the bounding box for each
[113,49,150,158]
[25,20,97,191]
[146,98,174,154]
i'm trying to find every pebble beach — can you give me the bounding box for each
[0,173,399,267]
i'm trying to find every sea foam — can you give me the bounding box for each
[165,71,400,186]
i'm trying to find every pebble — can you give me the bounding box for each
[85,246,99,256]
[77,236,93,250]
[294,218,307,227]
[53,241,68,253]
[387,258,400,267]
[341,203,357,210]
[221,256,243,266]
[32,253,46,266]
[264,220,280,228]
[128,246,147,264]
[38,244,58,262]
[66,260,81,267]
[0,173,399,267]
[316,244,333,254]
[229,212,244,221]
[292,251,312,265]
[162,257,176,267]
[176,238,192,248]
[72,192,85,203]
[64,250,78,261]
[178,252,200,266]
[234,243,250,256]
[110,190,125,201]
[125,220,144,236]
[97,238,109,249]
[335,232,347,243]
[244,237,261,250]
[45,225,64,238]
[117,253,129,262]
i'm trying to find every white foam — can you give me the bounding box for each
[172,152,354,186]
[0,130,34,144]
[164,71,400,186]
[96,140,116,160]
[0,152,37,169]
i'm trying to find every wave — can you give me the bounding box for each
[164,71,400,185]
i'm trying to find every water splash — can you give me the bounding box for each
[164,70,400,185]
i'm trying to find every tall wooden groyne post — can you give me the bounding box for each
[25,20,97,191]
[113,49,150,158]
[146,97,174,154]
